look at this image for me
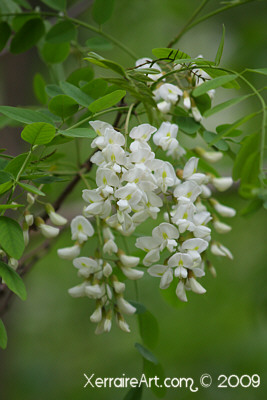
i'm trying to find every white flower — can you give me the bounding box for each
[183,91,191,109]
[147,264,174,289]
[68,282,86,297]
[89,120,113,136]
[154,161,177,193]
[90,305,102,323]
[157,83,183,104]
[129,123,157,141]
[116,314,131,333]
[153,122,178,149]
[188,277,206,294]
[121,266,144,280]
[176,281,187,302]
[183,157,199,179]
[57,244,81,260]
[168,252,193,278]
[174,180,202,202]
[157,101,171,113]
[212,177,233,192]
[202,151,223,163]
[39,223,59,238]
[103,239,118,255]
[116,296,136,314]
[73,257,99,278]
[92,127,125,150]
[152,222,179,252]
[211,200,236,218]
[213,220,232,234]
[103,262,113,277]
[49,211,67,226]
[119,254,140,268]
[181,238,208,262]
[211,243,233,259]
[191,106,202,122]
[71,216,94,243]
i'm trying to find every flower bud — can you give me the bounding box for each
[116,296,136,315]
[116,313,131,333]
[103,262,113,278]
[213,220,232,234]
[90,304,102,323]
[195,147,223,163]
[212,177,233,192]
[210,199,236,218]
[188,277,206,294]
[46,204,67,226]
[57,244,81,260]
[176,281,187,302]
[35,217,60,238]
[68,283,86,297]
[27,193,35,205]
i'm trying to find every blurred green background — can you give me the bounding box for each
[0,0,267,399]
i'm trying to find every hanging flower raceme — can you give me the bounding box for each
[57,57,236,334]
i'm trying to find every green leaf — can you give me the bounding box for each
[17,182,45,196]
[247,68,267,76]
[33,73,48,105]
[203,95,250,117]
[0,319,7,349]
[41,42,70,64]
[67,67,94,87]
[240,198,262,216]
[216,124,242,138]
[192,74,237,97]
[85,36,113,51]
[0,171,12,185]
[0,106,55,125]
[0,217,25,259]
[215,24,225,65]
[123,386,143,400]
[0,261,26,300]
[5,153,31,177]
[46,21,77,44]
[88,90,126,113]
[81,78,108,99]
[201,68,240,89]
[40,0,66,11]
[92,0,115,25]
[45,84,64,98]
[12,15,36,32]
[210,112,257,145]
[10,18,45,54]
[152,47,190,60]
[129,300,146,314]
[239,151,260,194]
[0,21,11,52]
[138,311,159,349]
[13,0,31,8]
[0,182,13,196]
[59,128,96,138]
[135,343,158,364]
[21,122,55,145]
[85,53,126,76]
[48,95,79,119]
[143,359,166,398]
[0,204,23,210]
[203,130,229,151]
[173,116,200,135]
[192,93,211,114]
[59,81,94,107]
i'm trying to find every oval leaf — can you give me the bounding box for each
[92,0,115,25]
[0,217,25,259]
[46,21,76,44]
[41,42,70,64]
[40,0,66,11]
[67,67,94,87]
[138,311,159,349]
[60,128,96,138]
[0,261,26,301]
[48,95,79,118]
[88,90,126,113]
[192,74,237,97]
[21,122,55,145]
[17,182,45,196]
[33,73,48,105]
[10,18,45,54]
[134,343,158,365]
[0,106,55,125]
[60,81,94,107]
[0,21,11,52]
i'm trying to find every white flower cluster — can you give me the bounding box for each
[57,116,236,333]
[135,55,215,122]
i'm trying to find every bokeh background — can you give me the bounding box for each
[0,0,267,399]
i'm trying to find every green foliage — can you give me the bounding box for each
[134,343,158,364]
[192,74,237,97]
[0,21,11,52]
[85,37,113,51]
[0,261,27,300]
[88,90,126,113]
[66,67,94,87]
[0,319,7,350]
[152,47,190,60]
[59,81,94,107]
[215,24,225,65]
[21,122,55,145]
[138,310,159,349]
[0,106,55,125]
[4,153,31,177]
[46,21,77,44]
[123,386,143,400]
[92,0,115,25]
[85,53,126,76]
[0,217,25,259]
[40,0,66,11]
[41,42,70,64]
[48,95,79,118]
[17,182,45,196]
[33,73,48,105]
[60,128,96,139]
[173,116,200,135]
[143,359,166,398]
[203,95,250,117]
[10,18,45,54]
[81,79,108,99]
